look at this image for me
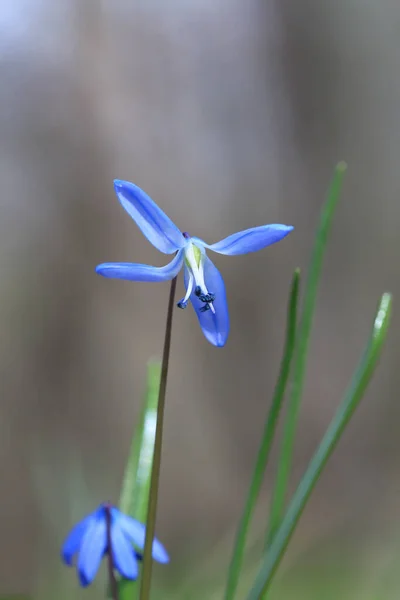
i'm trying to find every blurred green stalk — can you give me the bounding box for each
[223,270,300,600]
[118,361,161,600]
[247,292,392,600]
[119,362,161,518]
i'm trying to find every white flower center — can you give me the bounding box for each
[177,240,216,313]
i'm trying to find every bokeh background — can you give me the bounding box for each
[2,0,400,598]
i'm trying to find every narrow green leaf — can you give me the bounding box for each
[119,361,161,519]
[247,293,392,600]
[118,361,161,600]
[266,162,347,546]
[223,269,300,600]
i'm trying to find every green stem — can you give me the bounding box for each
[223,270,300,600]
[139,277,177,600]
[266,163,347,547]
[247,293,392,600]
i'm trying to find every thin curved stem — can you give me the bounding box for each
[139,277,177,600]
[223,269,300,600]
[247,293,392,600]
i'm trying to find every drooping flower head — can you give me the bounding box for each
[61,503,169,586]
[96,180,293,347]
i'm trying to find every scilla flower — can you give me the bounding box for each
[96,180,293,347]
[61,503,169,586]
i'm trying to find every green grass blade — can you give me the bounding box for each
[119,361,161,518]
[266,162,347,546]
[223,269,300,600]
[118,361,161,600]
[247,293,392,600]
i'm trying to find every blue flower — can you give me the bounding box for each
[61,503,169,586]
[96,180,293,347]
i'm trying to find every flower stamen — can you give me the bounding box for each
[184,241,217,314]
[195,285,216,313]
[199,303,211,313]
[177,270,194,309]
[199,291,216,303]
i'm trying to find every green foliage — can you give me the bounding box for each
[223,269,300,600]
[87,164,394,600]
[118,362,161,600]
[119,362,161,520]
[247,293,392,599]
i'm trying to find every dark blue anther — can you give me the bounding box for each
[199,303,211,313]
[199,292,215,303]
[177,300,187,309]
[183,232,190,239]
[195,286,215,305]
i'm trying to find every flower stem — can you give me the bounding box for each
[105,504,120,600]
[139,277,177,600]
[223,269,300,600]
[247,293,392,600]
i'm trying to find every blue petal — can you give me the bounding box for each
[111,520,139,580]
[77,509,107,587]
[185,256,229,347]
[96,250,184,282]
[61,514,93,566]
[112,508,169,564]
[114,180,185,254]
[200,224,293,255]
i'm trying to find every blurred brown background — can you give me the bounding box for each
[1,0,400,597]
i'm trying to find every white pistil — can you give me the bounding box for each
[185,241,216,314]
[182,271,194,305]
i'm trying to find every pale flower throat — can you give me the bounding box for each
[177,236,216,313]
